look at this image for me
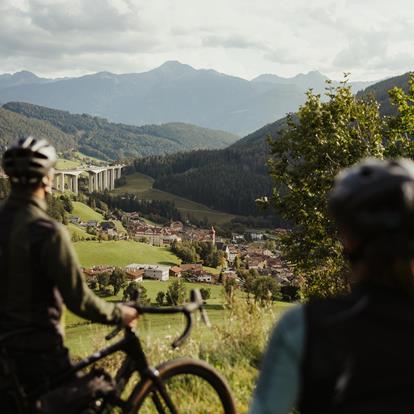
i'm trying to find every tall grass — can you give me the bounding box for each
[89,297,284,413]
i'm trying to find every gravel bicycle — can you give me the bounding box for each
[6,289,237,413]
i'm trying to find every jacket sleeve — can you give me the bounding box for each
[249,305,305,414]
[43,223,122,325]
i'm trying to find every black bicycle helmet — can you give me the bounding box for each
[2,136,57,185]
[328,158,414,238]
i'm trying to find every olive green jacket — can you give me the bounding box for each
[0,191,121,339]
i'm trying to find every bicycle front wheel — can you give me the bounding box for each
[127,358,237,414]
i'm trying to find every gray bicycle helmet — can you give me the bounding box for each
[328,158,414,238]
[2,136,57,185]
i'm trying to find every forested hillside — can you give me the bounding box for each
[358,71,412,116]
[2,102,239,160]
[0,107,75,151]
[132,119,286,216]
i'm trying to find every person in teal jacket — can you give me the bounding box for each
[250,158,414,414]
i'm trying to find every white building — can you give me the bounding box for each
[126,264,170,281]
[197,274,213,283]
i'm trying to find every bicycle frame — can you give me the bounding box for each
[25,298,207,413]
[1,290,211,414]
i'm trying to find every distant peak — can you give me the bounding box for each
[154,61,195,74]
[294,70,327,80]
[13,70,39,79]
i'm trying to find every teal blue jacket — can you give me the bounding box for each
[249,305,305,414]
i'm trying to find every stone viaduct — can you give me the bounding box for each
[54,165,124,194]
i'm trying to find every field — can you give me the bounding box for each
[64,281,293,414]
[67,223,96,240]
[56,152,106,170]
[65,280,226,352]
[112,172,236,225]
[72,201,104,222]
[73,240,180,268]
[65,279,292,355]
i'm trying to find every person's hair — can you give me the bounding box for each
[360,233,414,294]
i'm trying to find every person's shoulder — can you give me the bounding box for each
[277,305,305,337]
[278,304,305,332]
[29,215,61,242]
[304,290,367,325]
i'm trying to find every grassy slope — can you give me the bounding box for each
[65,279,292,354]
[55,158,82,169]
[65,280,224,354]
[112,172,236,225]
[74,240,180,268]
[67,223,96,240]
[72,201,104,222]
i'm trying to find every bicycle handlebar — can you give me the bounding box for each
[105,289,211,348]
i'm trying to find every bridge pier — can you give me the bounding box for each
[55,164,124,194]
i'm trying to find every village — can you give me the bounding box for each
[72,208,296,298]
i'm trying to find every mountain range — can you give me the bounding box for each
[0,62,374,136]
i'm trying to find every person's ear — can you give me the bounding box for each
[339,227,360,252]
[42,173,54,194]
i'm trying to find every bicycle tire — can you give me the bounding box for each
[127,357,237,414]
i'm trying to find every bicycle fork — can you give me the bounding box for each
[147,368,178,414]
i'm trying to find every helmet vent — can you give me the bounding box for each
[360,167,372,177]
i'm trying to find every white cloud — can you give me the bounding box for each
[0,0,413,80]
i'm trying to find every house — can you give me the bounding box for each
[100,221,116,231]
[87,220,98,228]
[216,242,230,260]
[125,268,144,282]
[247,256,268,270]
[82,265,114,280]
[221,270,238,281]
[180,263,203,274]
[69,216,81,224]
[227,245,240,263]
[185,227,216,245]
[126,264,170,281]
[170,221,184,232]
[170,266,182,278]
[231,233,245,243]
[196,273,213,283]
[245,230,264,241]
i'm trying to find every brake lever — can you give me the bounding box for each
[105,325,122,341]
[190,289,212,328]
[200,306,211,328]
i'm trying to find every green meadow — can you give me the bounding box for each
[112,172,236,225]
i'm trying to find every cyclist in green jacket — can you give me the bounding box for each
[0,137,138,407]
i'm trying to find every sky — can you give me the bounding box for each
[0,0,413,82]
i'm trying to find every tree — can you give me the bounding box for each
[46,195,66,223]
[155,291,165,306]
[384,75,414,159]
[123,282,150,305]
[199,287,211,301]
[233,255,242,270]
[267,79,384,299]
[252,276,281,305]
[223,277,237,305]
[109,268,127,296]
[166,279,187,305]
[97,272,110,287]
[59,195,73,213]
[264,239,276,252]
